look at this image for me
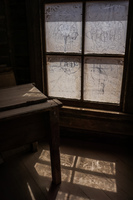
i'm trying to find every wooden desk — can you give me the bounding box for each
[0,83,62,185]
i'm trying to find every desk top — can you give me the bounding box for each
[0,83,48,111]
[0,99,62,121]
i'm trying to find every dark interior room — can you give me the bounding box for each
[0,0,133,199]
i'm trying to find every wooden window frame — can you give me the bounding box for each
[26,0,133,115]
[39,0,131,112]
[25,0,133,136]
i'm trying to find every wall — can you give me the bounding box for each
[0,0,30,85]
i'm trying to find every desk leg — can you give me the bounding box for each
[31,141,38,152]
[49,107,61,185]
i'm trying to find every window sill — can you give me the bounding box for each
[60,106,133,135]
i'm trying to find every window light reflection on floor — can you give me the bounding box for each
[73,171,117,192]
[39,150,76,167]
[35,163,73,182]
[56,191,91,200]
[76,157,116,175]
[27,182,36,200]
[34,150,117,193]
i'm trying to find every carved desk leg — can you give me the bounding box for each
[49,107,61,185]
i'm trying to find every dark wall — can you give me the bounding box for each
[0,0,30,85]
[0,0,10,67]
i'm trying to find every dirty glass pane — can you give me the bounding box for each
[45,3,82,53]
[47,56,81,99]
[84,57,124,104]
[85,1,129,54]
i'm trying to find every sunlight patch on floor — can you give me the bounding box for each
[76,157,116,175]
[73,171,117,192]
[39,150,76,167]
[35,149,117,193]
[56,191,91,200]
[35,163,73,182]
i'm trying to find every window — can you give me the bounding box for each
[42,0,129,111]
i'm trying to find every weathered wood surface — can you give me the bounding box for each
[124,1,133,113]
[0,108,62,186]
[0,112,48,152]
[1,139,133,200]
[0,159,48,200]
[0,83,47,111]
[49,107,61,185]
[60,106,133,136]
[0,84,62,185]
[26,0,43,91]
[0,99,61,121]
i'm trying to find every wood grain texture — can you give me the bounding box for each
[0,112,48,152]
[0,84,62,185]
[0,83,47,111]
[49,107,61,185]
[1,138,133,200]
[60,106,133,136]
[0,158,48,200]
[0,100,60,120]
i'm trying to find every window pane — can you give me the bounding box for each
[47,56,81,99]
[45,3,82,53]
[84,57,124,104]
[85,1,129,54]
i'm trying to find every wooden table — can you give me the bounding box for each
[0,83,62,185]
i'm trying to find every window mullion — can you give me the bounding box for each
[43,4,48,96]
[81,2,86,101]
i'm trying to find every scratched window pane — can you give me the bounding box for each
[47,56,81,99]
[85,1,129,54]
[84,57,124,104]
[45,3,82,53]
